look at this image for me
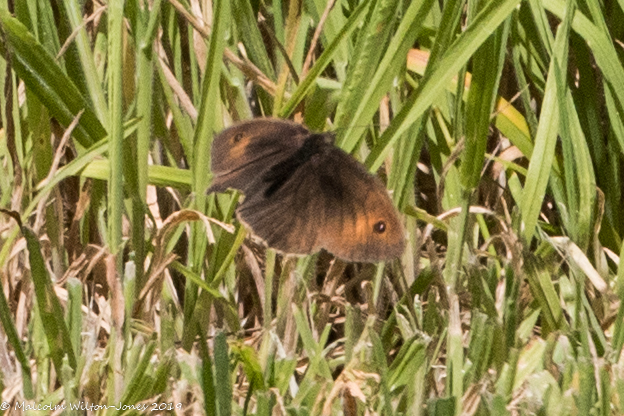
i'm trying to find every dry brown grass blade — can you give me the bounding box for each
[490,145,524,181]
[242,244,265,312]
[461,383,483,416]
[34,110,84,234]
[0,208,22,228]
[153,209,234,252]
[157,53,198,121]
[313,259,347,335]
[137,209,234,310]
[301,0,336,77]
[550,236,608,293]
[258,19,299,84]
[60,244,107,285]
[139,252,177,313]
[105,253,125,332]
[166,0,279,96]
[66,179,93,261]
[57,5,107,60]
[4,59,22,212]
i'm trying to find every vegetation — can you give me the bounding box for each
[0,0,623,414]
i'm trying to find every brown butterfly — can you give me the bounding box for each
[208,118,405,262]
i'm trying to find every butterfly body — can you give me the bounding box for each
[208,118,405,262]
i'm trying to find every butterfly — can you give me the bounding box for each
[208,118,405,262]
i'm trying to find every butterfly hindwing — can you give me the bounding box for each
[313,148,405,262]
[237,151,323,255]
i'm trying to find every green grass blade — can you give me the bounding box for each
[0,9,106,146]
[22,225,77,371]
[214,331,232,416]
[519,0,573,242]
[60,0,109,127]
[334,0,400,141]
[544,0,624,155]
[197,324,217,416]
[0,214,34,398]
[120,340,158,404]
[107,0,125,258]
[461,18,509,189]
[278,0,371,118]
[365,0,521,171]
[191,0,229,205]
[336,0,435,153]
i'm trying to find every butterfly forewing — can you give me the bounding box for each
[209,119,309,194]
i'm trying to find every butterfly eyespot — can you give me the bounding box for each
[373,221,386,234]
[233,133,244,143]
